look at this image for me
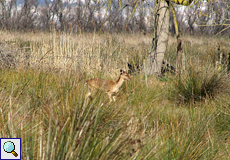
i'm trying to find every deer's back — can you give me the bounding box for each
[86,78,116,91]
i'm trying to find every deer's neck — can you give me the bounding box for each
[115,76,125,89]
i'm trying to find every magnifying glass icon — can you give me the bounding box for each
[3,141,18,157]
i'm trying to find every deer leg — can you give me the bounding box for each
[86,88,92,100]
[112,96,116,102]
[108,93,113,102]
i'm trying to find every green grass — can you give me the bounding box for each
[0,31,230,159]
[170,64,229,103]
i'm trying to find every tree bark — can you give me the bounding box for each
[145,0,169,76]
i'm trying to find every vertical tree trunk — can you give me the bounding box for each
[145,0,169,76]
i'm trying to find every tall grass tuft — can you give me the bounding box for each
[170,64,229,103]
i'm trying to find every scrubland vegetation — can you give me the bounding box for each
[0,30,230,159]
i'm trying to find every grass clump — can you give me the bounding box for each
[171,64,229,103]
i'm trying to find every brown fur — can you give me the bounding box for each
[85,69,131,102]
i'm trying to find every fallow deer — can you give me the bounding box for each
[85,69,131,102]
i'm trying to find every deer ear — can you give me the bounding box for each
[120,69,123,74]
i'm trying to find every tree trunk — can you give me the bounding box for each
[145,0,169,75]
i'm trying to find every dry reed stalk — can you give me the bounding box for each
[0,31,152,75]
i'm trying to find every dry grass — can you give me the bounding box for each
[0,31,152,76]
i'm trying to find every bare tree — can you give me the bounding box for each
[0,0,18,30]
[1,0,229,37]
[18,0,39,30]
[145,1,170,75]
